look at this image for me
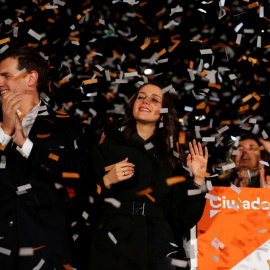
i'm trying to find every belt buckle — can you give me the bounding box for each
[132,202,145,216]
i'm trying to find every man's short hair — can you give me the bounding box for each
[0,47,49,92]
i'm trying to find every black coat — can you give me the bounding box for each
[89,119,206,270]
[0,106,88,270]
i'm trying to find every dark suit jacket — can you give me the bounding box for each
[0,105,88,270]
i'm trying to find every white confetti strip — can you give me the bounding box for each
[206,180,213,191]
[104,198,121,208]
[202,137,215,142]
[82,211,89,220]
[229,203,238,211]
[170,5,183,16]
[144,142,154,150]
[188,189,202,196]
[124,71,139,78]
[108,232,117,244]
[259,160,269,166]
[14,68,27,77]
[200,49,213,55]
[161,85,173,94]
[262,130,268,139]
[222,162,235,171]
[205,193,219,201]
[234,22,243,33]
[33,259,45,270]
[19,247,34,256]
[160,108,168,114]
[236,33,242,44]
[232,150,240,155]
[0,247,11,256]
[230,184,241,194]
[17,184,32,192]
[217,125,229,134]
[171,258,188,268]
[72,234,79,241]
[28,29,42,41]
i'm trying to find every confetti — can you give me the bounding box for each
[108,232,117,244]
[166,176,186,186]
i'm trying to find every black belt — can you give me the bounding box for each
[108,201,166,219]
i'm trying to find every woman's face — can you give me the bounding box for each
[132,84,163,124]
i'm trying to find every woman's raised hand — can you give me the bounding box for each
[186,139,208,186]
[103,158,135,189]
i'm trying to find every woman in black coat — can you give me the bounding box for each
[89,82,208,270]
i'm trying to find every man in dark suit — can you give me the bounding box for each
[0,47,88,269]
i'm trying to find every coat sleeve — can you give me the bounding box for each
[27,116,88,188]
[169,178,206,235]
[91,139,116,197]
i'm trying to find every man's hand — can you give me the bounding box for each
[1,92,22,136]
[13,115,26,148]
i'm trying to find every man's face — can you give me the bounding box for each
[235,139,261,173]
[0,57,28,98]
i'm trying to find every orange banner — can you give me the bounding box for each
[197,187,270,269]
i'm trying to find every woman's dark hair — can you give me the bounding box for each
[121,81,184,170]
[0,47,49,92]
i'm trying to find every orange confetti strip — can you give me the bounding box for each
[25,16,33,22]
[104,164,115,172]
[136,187,153,196]
[208,83,221,89]
[196,168,210,177]
[76,14,82,20]
[41,3,50,11]
[264,45,270,48]
[0,144,5,151]
[156,9,166,16]
[145,193,155,203]
[56,115,70,118]
[99,132,106,144]
[255,203,269,208]
[47,18,55,23]
[168,40,180,52]
[251,102,260,111]
[205,105,210,114]
[267,259,270,268]
[166,176,186,186]
[63,264,73,270]
[200,70,207,77]
[248,1,259,8]
[56,110,68,115]
[83,8,92,14]
[158,48,166,57]
[62,172,80,178]
[179,131,185,145]
[139,1,148,7]
[221,120,231,125]
[252,145,264,151]
[189,61,194,70]
[234,197,243,209]
[0,37,10,45]
[48,153,59,161]
[58,78,69,86]
[84,79,98,85]
[97,184,101,195]
[68,36,80,41]
[252,92,261,101]
[240,105,249,111]
[13,72,28,82]
[196,101,207,110]
[140,38,151,50]
[211,230,218,239]
[17,112,26,119]
[36,134,51,138]
[42,40,48,45]
[33,245,45,251]
[242,94,253,103]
